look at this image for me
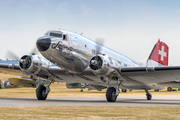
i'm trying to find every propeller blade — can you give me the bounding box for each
[5,50,19,60]
[29,46,39,55]
[95,38,105,55]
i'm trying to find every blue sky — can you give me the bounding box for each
[1,0,180,65]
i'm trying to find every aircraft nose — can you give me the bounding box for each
[36,37,51,51]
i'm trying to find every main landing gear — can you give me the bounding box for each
[106,78,121,102]
[36,85,47,100]
[36,79,53,100]
[106,87,117,102]
[145,89,152,100]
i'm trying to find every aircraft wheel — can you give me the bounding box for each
[154,89,159,92]
[80,89,83,92]
[167,87,172,91]
[106,87,117,102]
[146,93,152,100]
[122,89,127,93]
[36,85,47,100]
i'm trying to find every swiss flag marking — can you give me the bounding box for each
[148,39,169,66]
[159,46,167,61]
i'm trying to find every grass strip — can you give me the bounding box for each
[0,106,180,120]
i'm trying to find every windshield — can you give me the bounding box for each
[44,32,49,36]
[49,32,62,38]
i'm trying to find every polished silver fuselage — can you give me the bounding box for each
[42,29,139,72]
[37,29,165,90]
[2,29,180,97]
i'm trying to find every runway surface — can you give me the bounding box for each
[0,96,180,107]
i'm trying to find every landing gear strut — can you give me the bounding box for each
[145,89,152,100]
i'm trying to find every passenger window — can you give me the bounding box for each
[118,61,121,65]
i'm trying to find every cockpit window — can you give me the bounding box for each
[49,32,62,38]
[44,32,49,36]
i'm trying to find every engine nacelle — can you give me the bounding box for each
[89,55,116,76]
[19,55,51,77]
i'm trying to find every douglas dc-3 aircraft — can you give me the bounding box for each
[1,29,180,102]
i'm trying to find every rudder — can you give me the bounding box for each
[147,39,169,66]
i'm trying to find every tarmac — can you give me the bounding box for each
[0,96,180,107]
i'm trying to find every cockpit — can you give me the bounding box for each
[44,30,67,40]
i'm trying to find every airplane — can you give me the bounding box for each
[1,28,180,102]
[0,77,36,89]
[66,82,106,92]
[66,82,128,92]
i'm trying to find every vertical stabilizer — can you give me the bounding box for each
[147,39,169,66]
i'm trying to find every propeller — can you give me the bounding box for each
[94,37,105,55]
[19,56,31,69]
[89,37,105,70]
[29,46,39,55]
[5,46,38,77]
[5,45,39,60]
[5,50,19,60]
[19,55,31,77]
[90,56,103,70]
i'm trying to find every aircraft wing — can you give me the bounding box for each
[2,62,180,89]
[118,66,180,84]
[0,62,99,84]
[0,63,20,69]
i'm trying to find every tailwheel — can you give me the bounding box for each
[36,85,47,100]
[146,93,152,100]
[122,89,127,93]
[106,87,117,102]
[145,89,152,100]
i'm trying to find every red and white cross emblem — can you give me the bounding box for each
[159,46,167,61]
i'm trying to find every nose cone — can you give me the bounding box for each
[36,37,51,51]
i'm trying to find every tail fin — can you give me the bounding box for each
[147,39,169,66]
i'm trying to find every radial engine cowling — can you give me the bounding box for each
[19,55,51,77]
[89,55,115,76]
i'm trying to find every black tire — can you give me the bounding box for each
[154,89,159,92]
[106,87,117,102]
[36,85,47,100]
[122,89,127,93]
[146,93,152,100]
[167,87,172,91]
